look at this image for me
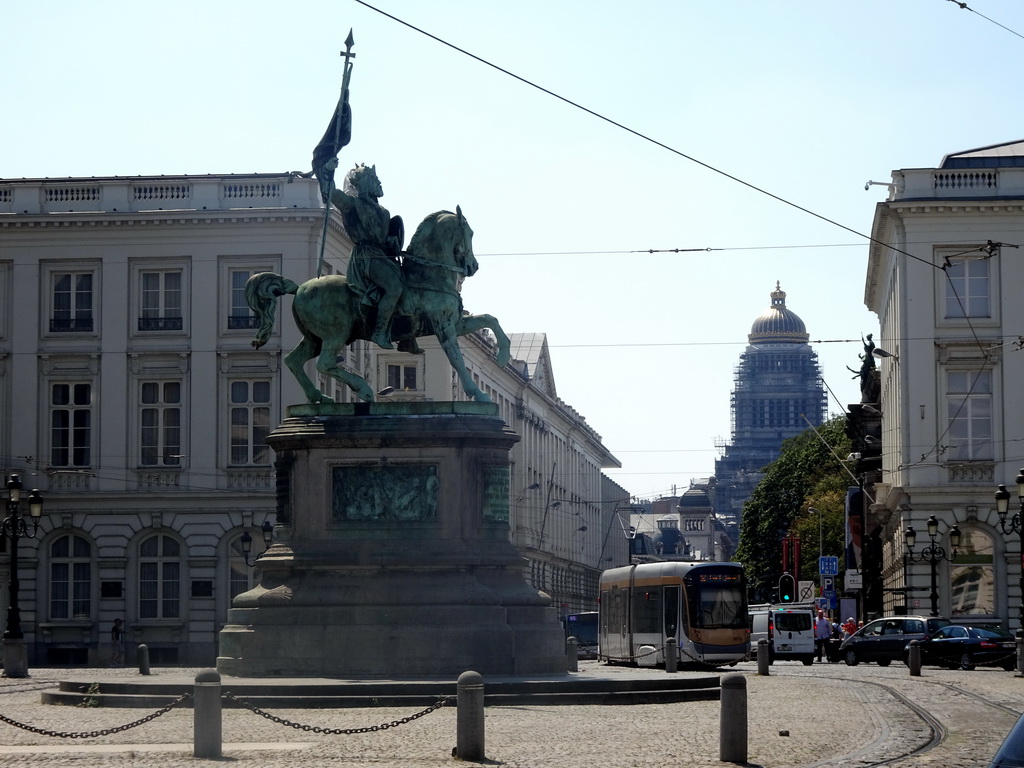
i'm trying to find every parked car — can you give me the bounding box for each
[839,615,951,666]
[916,625,1017,671]
[990,711,1024,767]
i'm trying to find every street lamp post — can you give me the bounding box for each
[2,474,44,678]
[238,520,275,567]
[994,472,1024,637]
[905,515,960,618]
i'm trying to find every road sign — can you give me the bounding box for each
[819,556,839,576]
[798,580,815,602]
[823,589,838,610]
[821,576,835,592]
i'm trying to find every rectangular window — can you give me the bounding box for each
[139,271,183,331]
[51,273,93,332]
[387,363,418,391]
[50,383,92,467]
[945,257,990,318]
[229,380,271,466]
[50,534,91,620]
[140,381,181,466]
[946,370,993,460]
[228,270,259,329]
[139,535,181,619]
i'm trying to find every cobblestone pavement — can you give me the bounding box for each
[0,660,1020,767]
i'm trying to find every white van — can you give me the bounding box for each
[748,606,816,665]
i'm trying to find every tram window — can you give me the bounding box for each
[632,588,661,634]
[664,586,679,638]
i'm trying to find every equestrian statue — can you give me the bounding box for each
[246,166,510,404]
[251,33,510,404]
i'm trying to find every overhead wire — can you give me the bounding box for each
[352,0,939,271]
[945,0,1024,41]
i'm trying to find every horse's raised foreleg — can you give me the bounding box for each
[436,322,491,402]
[285,336,331,404]
[315,338,375,402]
[456,313,511,367]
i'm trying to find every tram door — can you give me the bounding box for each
[663,586,679,643]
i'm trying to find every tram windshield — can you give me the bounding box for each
[686,567,747,629]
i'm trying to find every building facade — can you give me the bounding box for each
[714,284,828,524]
[864,141,1024,628]
[0,173,625,666]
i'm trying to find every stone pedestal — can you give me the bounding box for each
[2,638,28,678]
[217,402,567,677]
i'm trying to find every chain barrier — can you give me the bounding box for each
[223,691,452,735]
[0,692,192,739]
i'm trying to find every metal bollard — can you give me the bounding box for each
[1017,636,1024,676]
[193,669,222,759]
[456,670,485,762]
[908,640,921,677]
[137,643,151,675]
[566,636,579,672]
[757,639,769,676]
[664,637,678,673]
[720,673,748,763]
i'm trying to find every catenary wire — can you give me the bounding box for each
[352,0,939,271]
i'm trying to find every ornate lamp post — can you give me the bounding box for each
[239,520,275,567]
[2,474,44,678]
[905,515,960,618]
[994,472,1024,637]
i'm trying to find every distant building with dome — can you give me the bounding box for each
[714,283,827,524]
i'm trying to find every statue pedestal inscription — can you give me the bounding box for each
[217,402,567,677]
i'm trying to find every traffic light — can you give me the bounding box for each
[778,573,796,603]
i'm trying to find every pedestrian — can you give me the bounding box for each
[814,609,832,662]
[111,619,125,667]
[842,617,857,638]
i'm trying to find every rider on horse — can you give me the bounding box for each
[332,164,405,349]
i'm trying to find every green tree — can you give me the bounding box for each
[734,416,852,602]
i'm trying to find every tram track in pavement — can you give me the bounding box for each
[769,667,1023,767]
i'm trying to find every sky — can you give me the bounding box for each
[4,1,1024,501]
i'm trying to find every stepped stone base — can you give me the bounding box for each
[217,403,567,677]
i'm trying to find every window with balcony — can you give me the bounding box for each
[51,272,94,332]
[945,370,993,460]
[139,270,183,331]
[140,381,182,467]
[228,269,260,330]
[229,380,271,466]
[50,382,92,467]
[138,533,181,619]
[50,533,92,620]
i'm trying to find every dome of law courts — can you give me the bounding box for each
[748,282,810,344]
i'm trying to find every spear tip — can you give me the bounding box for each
[346,29,355,48]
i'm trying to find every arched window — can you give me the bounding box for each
[228,534,256,601]
[139,534,181,619]
[50,533,91,620]
[949,528,995,617]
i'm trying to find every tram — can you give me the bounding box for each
[598,561,749,667]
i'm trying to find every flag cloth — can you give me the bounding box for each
[311,100,352,203]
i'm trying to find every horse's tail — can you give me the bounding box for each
[246,272,299,349]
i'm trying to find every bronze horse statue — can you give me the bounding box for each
[246,207,510,403]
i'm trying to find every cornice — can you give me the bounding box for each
[0,210,326,230]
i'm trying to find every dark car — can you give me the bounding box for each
[917,625,1017,671]
[840,615,951,666]
[990,711,1024,767]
